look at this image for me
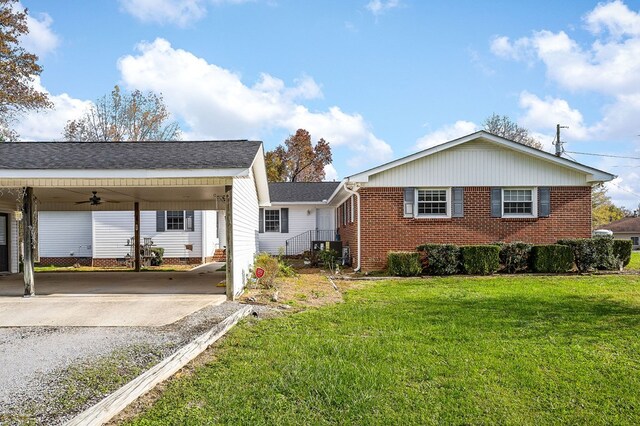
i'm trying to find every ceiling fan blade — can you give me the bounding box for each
[75,200,92,204]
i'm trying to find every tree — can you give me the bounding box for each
[0,0,52,140]
[483,114,542,149]
[64,85,181,141]
[592,184,628,228]
[265,129,332,182]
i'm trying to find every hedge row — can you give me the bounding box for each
[388,237,633,277]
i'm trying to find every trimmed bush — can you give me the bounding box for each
[531,245,574,273]
[150,247,164,266]
[592,236,617,270]
[416,243,460,275]
[460,245,500,275]
[557,239,597,272]
[499,242,533,273]
[387,252,422,277]
[613,239,633,268]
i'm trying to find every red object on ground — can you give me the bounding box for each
[255,267,265,279]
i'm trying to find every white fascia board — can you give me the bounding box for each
[0,168,249,179]
[270,202,329,206]
[250,144,271,205]
[346,130,615,183]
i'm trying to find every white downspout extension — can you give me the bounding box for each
[343,183,361,272]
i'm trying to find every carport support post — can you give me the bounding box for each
[134,202,141,272]
[225,185,233,300]
[23,187,35,296]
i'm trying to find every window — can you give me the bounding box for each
[166,211,185,230]
[503,189,534,216]
[264,209,280,232]
[417,189,448,216]
[632,237,639,246]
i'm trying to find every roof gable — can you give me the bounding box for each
[347,131,614,184]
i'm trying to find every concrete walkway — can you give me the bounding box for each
[0,262,227,327]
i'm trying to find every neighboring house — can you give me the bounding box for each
[332,131,615,271]
[597,217,640,250]
[38,210,227,266]
[258,182,341,255]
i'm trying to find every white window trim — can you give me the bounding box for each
[502,188,538,218]
[166,210,186,231]
[415,187,451,219]
[264,208,281,233]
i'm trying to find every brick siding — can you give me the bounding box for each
[338,186,592,271]
[39,257,203,267]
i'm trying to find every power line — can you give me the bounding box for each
[608,181,640,199]
[565,151,640,160]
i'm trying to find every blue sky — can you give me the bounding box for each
[16,0,640,209]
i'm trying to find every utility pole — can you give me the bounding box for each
[555,124,568,157]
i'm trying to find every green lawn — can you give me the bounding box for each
[127,275,640,425]
[628,251,640,270]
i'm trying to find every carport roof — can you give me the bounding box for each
[0,140,262,169]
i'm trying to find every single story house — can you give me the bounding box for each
[257,181,340,255]
[597,216,640,250]
[0,140,269,299]
[37,210,227,267]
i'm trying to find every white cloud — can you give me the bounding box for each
[324,164,339,181]
[585,0,640,38]
[415,120,478,150]
[518,91,590,141]
[118,0,253,26]
[366,0,400,16]
[117,38,391,166]
[15,2,60,57]
[14,77,92,141]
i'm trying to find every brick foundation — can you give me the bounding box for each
[38,257,92,267]
[338,186,592,271]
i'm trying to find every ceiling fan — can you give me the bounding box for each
[75,191,118,206]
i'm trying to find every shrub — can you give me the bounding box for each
[613,239,633,268]
[592,236,617,270]
[499,242,533,273]
[317,249,340,274]
[253,253,280,289]
[150,247,164,266]
[531,245,574,273]
[557,239,597,272]
[387,252,422,277]
[460,245,500,275]
[416,243,460,275]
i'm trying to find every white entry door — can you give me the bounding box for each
[316,208,334,231]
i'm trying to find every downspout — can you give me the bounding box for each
[201,211,206,264]
[343,183,361,272]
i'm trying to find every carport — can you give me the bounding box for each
[0,140,270,300]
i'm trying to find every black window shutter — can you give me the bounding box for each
[452,187,464,217]
[491,188,502,218]
[539,187,551,217]
[259,208,264,233]
[403,187,415,218]
[185,211,195,231]
[280,208,289,233]
[156,211,165,232]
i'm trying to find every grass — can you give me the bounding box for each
[627,251,640,270]
[126,275,640,425]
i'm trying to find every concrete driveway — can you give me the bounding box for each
[0,263,227,327]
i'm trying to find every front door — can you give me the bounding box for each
[0,213,8,272]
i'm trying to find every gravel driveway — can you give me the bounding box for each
[0,301,247,425]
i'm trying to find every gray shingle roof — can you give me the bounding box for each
[0,140,262,169]
[597,216,640,233]
[269,181,341,203]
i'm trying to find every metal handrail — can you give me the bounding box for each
[285,229,338,256]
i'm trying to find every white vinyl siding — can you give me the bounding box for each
[230,173,260,297]
[203,210,219,257]
[92,211,203,259]
[367,140,589,187]
[258,205,318,255]
[38,211,93,257]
